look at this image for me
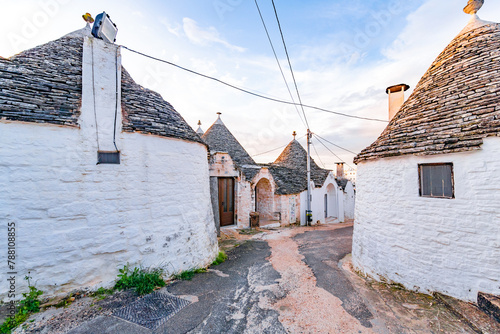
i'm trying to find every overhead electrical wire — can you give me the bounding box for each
[314,134,354,170]
[253,0,307,129]
[270,0,310,129]
[252,143,289,157]
[119,46,387,123]
[314,133,358,155]
[251,134,306,157]
[311,139,326,168]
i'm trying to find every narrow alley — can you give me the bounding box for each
[15,223,488,334]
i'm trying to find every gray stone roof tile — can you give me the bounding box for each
[201,118,259,179]
[0,28,203,145]
[120,68,205,145]
[355,22,500,163]
[0,35,83,126]
[269,140,331,195]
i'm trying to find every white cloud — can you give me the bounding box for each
[160,18,182,37]
[182,17,245,52]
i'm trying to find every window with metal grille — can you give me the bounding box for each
[98,152,120,164]
[418,163,454,199]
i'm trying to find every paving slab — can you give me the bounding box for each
[66,316,151,334]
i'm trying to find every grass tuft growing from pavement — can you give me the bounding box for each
[114,265,166,295]
[211,251,228,266]
[90,287,114,300]
[173,268,207,281]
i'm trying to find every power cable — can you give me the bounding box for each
[251,134,306,157]
[311,139,326,168]
[119,45,387,123]
[253,0,307,129]
[252,143,288,157]
[314,133,358,155]
[314,134,354,170]
[270,0,309,129]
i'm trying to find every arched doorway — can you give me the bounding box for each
[325,183,338,220]
[255,178,273,222]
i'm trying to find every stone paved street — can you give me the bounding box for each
[15,223,484,334]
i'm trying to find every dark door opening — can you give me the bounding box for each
[218,178,235,226]
[324,194,328,218]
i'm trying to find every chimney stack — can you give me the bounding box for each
[386,84,409,121]
[336,162,344,178]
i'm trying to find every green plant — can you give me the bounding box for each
[114,265,166,295]
[0,274,43,334]
[173,268,207,281]
[91,287,114,301]
[211,251,228,266]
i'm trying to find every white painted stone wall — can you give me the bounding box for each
[299,173,346,225]
[0,122,218,300]
[208,153,239,179]
[343,182,355,220]
[274,194,300,226]
[0,35,218,300]
[236,180,253,228]
[353,137,500,301]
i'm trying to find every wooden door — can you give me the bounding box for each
[218,178,235,226]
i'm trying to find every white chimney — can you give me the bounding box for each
[81,32,122,153]
[386,84,409,121]
[336,163,344,178]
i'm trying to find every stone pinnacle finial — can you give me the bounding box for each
[292,131,297,139]
[217,112,221,118]
[82,13,94,23]
[463,0,484,15]
[197,120,201,126]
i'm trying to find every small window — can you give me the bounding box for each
[98,152,120,164]
[418,163,454,199]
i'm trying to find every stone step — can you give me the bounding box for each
[478,292,500,324]
[434,292,500,334]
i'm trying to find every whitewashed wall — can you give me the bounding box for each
[353,137,500,301]
[300,172,345,225]
[343,182,355,220]
[0,121,218,300]
[0,35,218,300]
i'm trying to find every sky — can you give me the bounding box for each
[2,0,500,170]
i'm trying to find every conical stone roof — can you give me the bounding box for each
[355,17,500,163]
[269,139,331,195]
[274,139,321,170]
[202,116,260,180]
[0,27,204,145]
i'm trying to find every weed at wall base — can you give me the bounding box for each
[113,265,166,296]
[0,275,43,334]
[211,251,228,266]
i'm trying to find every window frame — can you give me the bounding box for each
[418,163,455,199]
[97,151,121,165]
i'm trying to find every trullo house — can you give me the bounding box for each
[0,25,218,299]
[202,114,354,229]
[352,7,500,302]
